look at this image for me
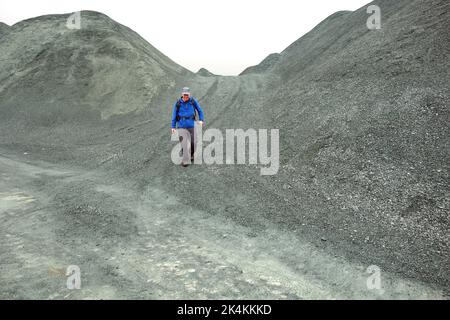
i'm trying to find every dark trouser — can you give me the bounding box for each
[178,127,196,164]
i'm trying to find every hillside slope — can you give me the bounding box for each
[0,0,448,297]
[0,11,192,123]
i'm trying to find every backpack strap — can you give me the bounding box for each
[175,99,181,121]
[190,98,198,121]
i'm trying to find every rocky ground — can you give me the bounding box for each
[0,0,448,299]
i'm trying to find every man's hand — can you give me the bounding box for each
[198,121,204,126]
[171,128,176,134]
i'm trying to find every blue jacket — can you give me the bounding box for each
[171,97,204,129]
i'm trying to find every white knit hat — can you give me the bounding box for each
[181,87,190,96]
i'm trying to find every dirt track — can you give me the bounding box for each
[0,150,445,299]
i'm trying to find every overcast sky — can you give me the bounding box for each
[0,0,369,75]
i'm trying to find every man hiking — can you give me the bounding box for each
[171,87,205,167]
